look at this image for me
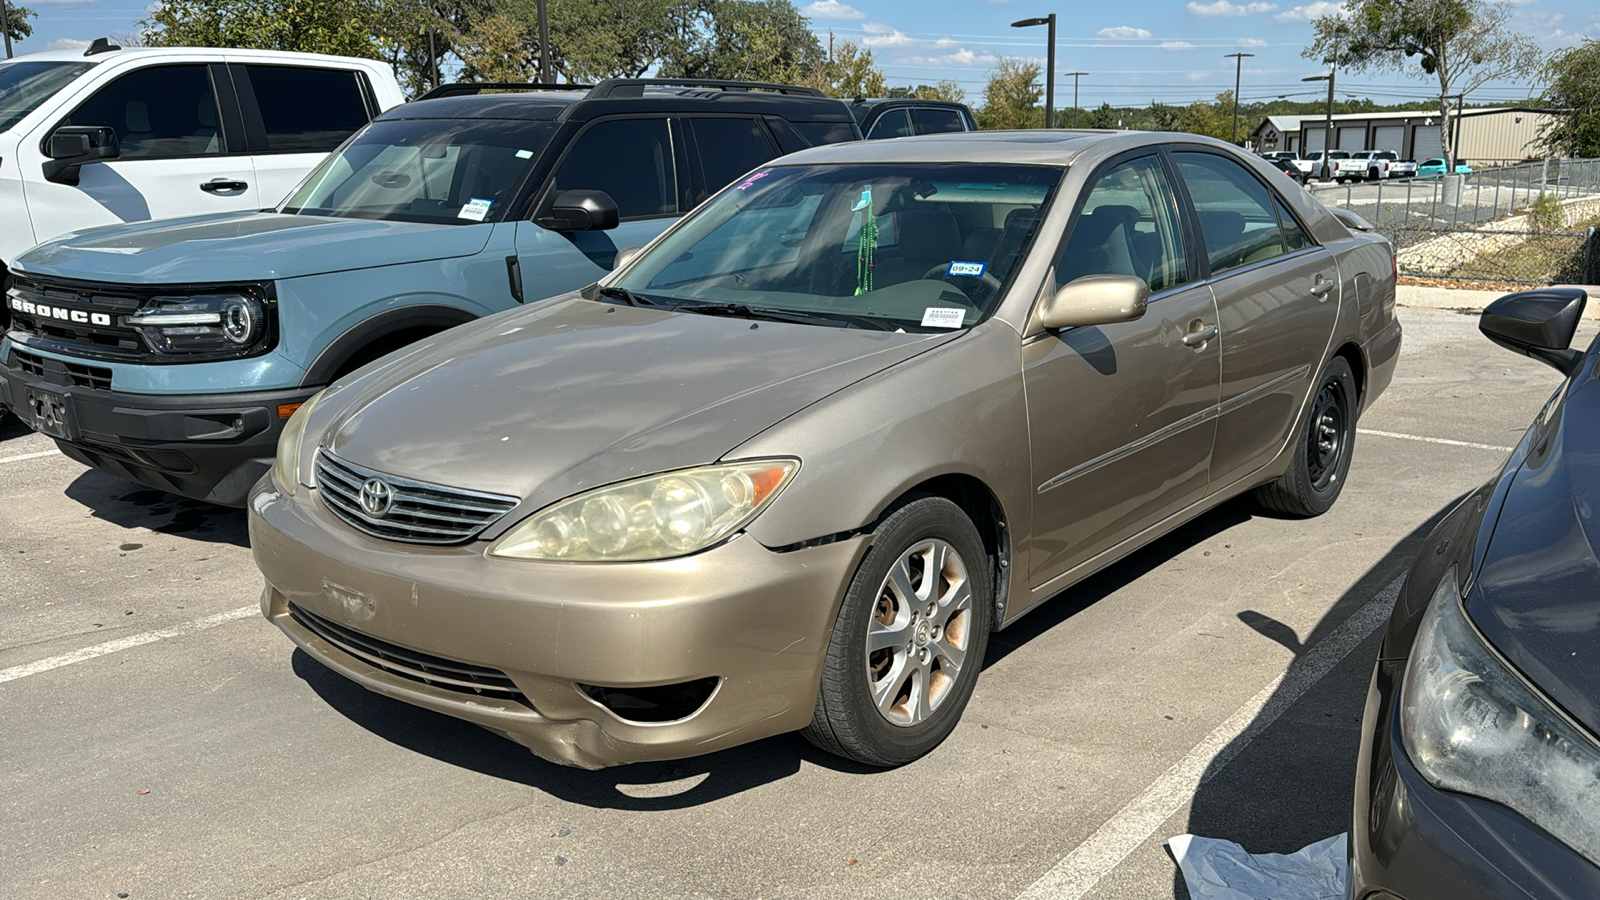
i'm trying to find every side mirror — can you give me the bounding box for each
[612,246,641,271]
[1038,274,1149,331]
[43,125,120,185]
[537,189,620,232]
[1480,287,1587,375]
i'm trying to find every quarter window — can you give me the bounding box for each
[912,107,966,135]
[243,65,370,153]
[551,118,676,219]
[1174,151,1293,275]
[688,117,775,204]
[61,64,222,159]
[1055,156,1188,294]
[866,109,913,139]
[1274,196,1313,252]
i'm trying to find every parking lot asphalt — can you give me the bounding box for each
[1,304,1588,900]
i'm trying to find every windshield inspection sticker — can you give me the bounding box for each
[921,307,967,329]
[515,149,535,159]
[946,260,987,277]
[457,198,493,221]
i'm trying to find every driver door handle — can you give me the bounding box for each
[200,180,249,193]
[1310,276,1336,297]
[1181,323,1218,347]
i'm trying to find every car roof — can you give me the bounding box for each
[3,45,386,67]
[770,129,1268,168]
[382,84,858,124]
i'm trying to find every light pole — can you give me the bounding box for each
[537,0,551,82]
[1224,52,1253,144]
[1,0,13,59]
[1063,71,1086,128]
[1302,73,1335,180]
[1011,15,1055,128]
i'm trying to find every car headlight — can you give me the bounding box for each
[271,391,323,496]
[487,459,798,562]
[1400,566,1600,866]
[124,288,272,356]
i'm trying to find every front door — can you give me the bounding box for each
[1024,154,1221,587]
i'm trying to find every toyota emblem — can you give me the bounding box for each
[359,478,394,518]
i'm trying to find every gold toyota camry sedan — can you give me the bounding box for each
[250,131,1401,769]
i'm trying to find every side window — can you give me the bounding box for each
[243,65,370,153]
[866,109,913,139]
[61,64,222,160]
[1274,196,1313,251]
[550,118,676,219]
[1055,155,1188,294]
[1173,151,1288,275]
[688,117,776,204]
[788,121,856,147]
[912,107,966,135]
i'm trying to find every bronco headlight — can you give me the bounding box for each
[1400,567,1600,866]
[272,390,323,496]
[488,459,798,562]
[124,289,271,356]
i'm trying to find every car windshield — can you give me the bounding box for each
[0,60,96,133]
[280,118,558,224]
[612,163,1061,332]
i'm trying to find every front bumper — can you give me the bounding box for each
[0,345,315,506]
[1349,658,1600,899]
[248,478,870,769]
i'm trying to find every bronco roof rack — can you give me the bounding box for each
[584,78,827,98]
[416,82,593,100]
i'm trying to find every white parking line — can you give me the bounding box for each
[1013,576,1403,900]
[1358,428,1514,453]
[0,448,62,465]
[0,605,257,685]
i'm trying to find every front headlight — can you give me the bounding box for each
[1400,567,1600,865]
[271,391,323,496]
[487,459,798,562]
[124,288,271,356]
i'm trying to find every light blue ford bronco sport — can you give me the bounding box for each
[0,78,860,505]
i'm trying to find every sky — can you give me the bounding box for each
[7,0,1598,107]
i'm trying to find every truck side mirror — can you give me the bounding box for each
[537,189,620,232]
[1480,287,1587,375]
[44,125,121,185]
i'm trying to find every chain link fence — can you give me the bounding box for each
[1303,159,1600,284]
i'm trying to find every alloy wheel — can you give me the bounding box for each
[864,539,972,727]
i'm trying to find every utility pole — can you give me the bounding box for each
[829,29,834,64]
[1224,52,1253,144]
[1302,26,1340,180]
[1064,71,1086,128]
[1,0,14,60]
[537,0,551,83]
[427,26,439,90]
[1011,15,1056,128]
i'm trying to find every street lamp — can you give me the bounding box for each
[1011,15,1055,129]
[1063,71,1087,128]
[1224,52,1253,144]
[1302,73,1335,180]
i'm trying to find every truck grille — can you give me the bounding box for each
[6,275,148,360]
[315,449,520,545]
[289,603,529,703]
[9,349,113,390]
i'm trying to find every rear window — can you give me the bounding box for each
[243,65,371,153]
[789,121,857,148]
[912,107,967,135]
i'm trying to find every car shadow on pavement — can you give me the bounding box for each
[63,469,249,547]
[291,649,878,810]
[1169,499,1462,898]
[0,414,33,441]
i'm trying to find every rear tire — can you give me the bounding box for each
[1254,357,1357,518]
[803,495,992,767]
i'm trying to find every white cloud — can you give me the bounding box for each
[1273,1,1345,22]
[43,38,92,50]
[1160,41,1198,50]
[1185,70,1212,80]
[803,0,866,21]
[1097,26,1153,39]
[1188,0,1278,16]
[1238,37,1268,48]
[855,22,996,69]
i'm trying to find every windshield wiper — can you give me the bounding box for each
[596,286,659,307]
[676,302,892,330]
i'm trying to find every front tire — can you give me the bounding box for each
[803,496,992,766]
[1254,357,1357,518]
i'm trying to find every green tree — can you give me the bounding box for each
[912,80,965,104]
[1083,102,1118,129]
[5,2,37,47]
[142,0,384,56]
[659,0,824,84]
[1177,91,1234,141]
[1540,39,1600,158]
[977,57,1042,130]
[1304,0,1538,165]
[801,40,885,98]
[452,8,537,82]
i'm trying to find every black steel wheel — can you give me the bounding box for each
[1254,356,1357,518]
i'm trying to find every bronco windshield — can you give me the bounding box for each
[280,118,557,224]
[612,163,1061,331]
[0,61,96,133]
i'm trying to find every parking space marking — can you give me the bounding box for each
[0,605,256,685]
[1013,576,1402,900]
[0,449,62,465]
[1357,428,1513,453]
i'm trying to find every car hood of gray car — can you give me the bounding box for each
[318,296,957,515]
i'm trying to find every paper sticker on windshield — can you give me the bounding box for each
[946,260,987,277]
[458,198,493,221]
[921,307,966,329]
[515,149,534,159]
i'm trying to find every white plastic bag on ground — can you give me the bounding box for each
[1167,832,1347,900]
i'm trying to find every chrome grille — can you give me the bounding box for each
[289,604,528,703]
[314,449,519,545]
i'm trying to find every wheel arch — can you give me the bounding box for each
[301,305,479,387]
[867,473,1013,631]
[1332,339,1367,407]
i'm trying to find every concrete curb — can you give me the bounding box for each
[1397,284,1600,318]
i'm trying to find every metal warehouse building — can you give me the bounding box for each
[1294,107,1553,166]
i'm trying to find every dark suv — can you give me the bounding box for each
[1,78,862,504]
[845,98,976,139]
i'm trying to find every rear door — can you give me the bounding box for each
[1170,149,1339,491]
[231,63,376,206]
[20,59,256,244]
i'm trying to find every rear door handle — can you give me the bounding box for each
[200,180,249,193]
[1181,323,1218,347]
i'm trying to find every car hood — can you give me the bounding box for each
[317,297,955,515]
[12,212,494,284]
[1469,369,1600,736]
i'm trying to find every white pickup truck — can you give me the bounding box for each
[1349,150,1417,181]
[1299,150,1360,182]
